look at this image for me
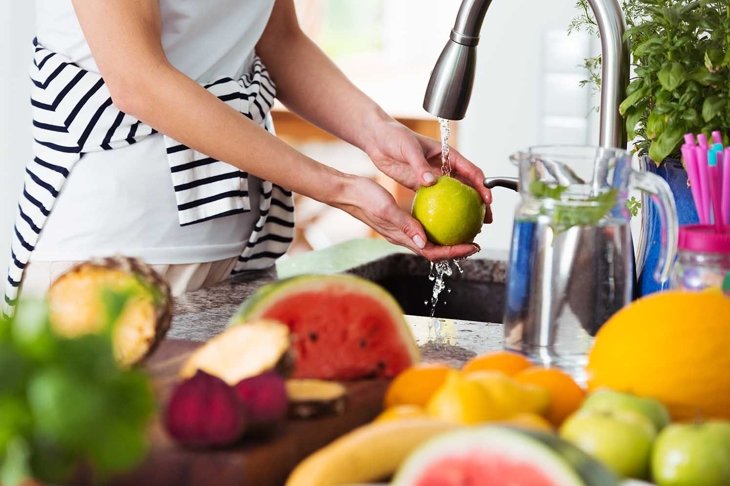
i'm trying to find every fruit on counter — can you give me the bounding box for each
[374,404,428,423]
[426,372,505,424]
[232,274,419,380]
[285,379,348,419]
[464,371,550,416]
[587,290,730,421]
[392,425,619,486]
[411,175,486,246]
[180,320,292,385]
[285,418,460,486]
[164,370,246,448]
[514,367,585,427]
[559,408,656,479]
[582,389,670,432]
[651,421,730,486]
[383,363,453,408]
[47,256,172,366]
[462,350,533,376]
[234,371,288,434]
[495,412,554,433]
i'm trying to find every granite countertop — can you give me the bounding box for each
[166,247,508,367]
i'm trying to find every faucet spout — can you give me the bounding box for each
[423,0,628,148]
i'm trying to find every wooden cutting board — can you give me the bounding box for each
[108,339,389,486]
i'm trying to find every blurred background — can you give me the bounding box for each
[0,0,597,293]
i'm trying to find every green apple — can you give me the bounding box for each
[559,408,656,479]
[652,421,730,486]
[582,389,670,432]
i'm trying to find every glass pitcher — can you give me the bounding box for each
[496,146,678,380]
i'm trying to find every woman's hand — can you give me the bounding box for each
[363,119,493,223]
[333,176,481,261]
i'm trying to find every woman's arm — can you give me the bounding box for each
[256,0,492,216]
[71,0,479,259]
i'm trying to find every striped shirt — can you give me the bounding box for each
[3,39,295,316]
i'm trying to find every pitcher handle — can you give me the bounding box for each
[631,170,679,283]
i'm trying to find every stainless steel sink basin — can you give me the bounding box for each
[347,254,506,323]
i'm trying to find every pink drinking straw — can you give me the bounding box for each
[684,133,697,146]
[698,133,709,149]
[708,146,724,231]
[695,145,712,224]
[712,130,723,145]
[682,144,704,221]
[723,147,730,225]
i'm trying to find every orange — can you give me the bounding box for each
[384,363,454,408]
[462,350,532,376]
[587,290,730,421]
[514,367,585,426]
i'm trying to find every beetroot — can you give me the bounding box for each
[234,371,288,434]
[165,370,246,448]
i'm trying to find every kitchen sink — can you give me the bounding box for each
[347,254,507,323]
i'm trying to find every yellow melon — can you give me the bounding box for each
[587,290,730,421]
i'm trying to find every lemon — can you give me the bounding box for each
[374,405,429,423]
[497,413,554,433]
[465,371,550,417]
[411,176,486,246]
[426,373,503,424]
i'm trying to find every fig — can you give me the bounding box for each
[180,320,292,385]
[234,371,288,434]
[286,379,348,419]
[164,370,246,448]
[48,256,172,366]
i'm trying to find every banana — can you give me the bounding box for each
[285,418,460,486]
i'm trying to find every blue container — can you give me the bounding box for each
[638,158,699,296]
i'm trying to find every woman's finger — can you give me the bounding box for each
[420,242,481,261]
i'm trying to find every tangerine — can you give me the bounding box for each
[462,350,532,376]
[514,367,585,426]
[384,363,454,408]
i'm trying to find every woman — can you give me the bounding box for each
[5,0,492,313]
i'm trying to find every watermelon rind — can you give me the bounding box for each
[392,425,619,486]
[230,274,420,366]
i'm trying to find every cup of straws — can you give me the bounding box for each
[676,131,730,293]
[681,130,730,228]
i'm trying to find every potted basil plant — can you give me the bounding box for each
[570,0,729,294]
[571,0,729,162]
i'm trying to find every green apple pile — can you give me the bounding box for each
[558,389,730,485]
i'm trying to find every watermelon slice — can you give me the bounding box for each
[393,426,619,486]
[231,274,419,380]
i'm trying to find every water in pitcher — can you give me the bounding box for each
[504,214,633,379]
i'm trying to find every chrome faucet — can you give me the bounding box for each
[423,0,629,148]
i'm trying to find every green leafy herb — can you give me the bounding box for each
[627,196,642,217]
[529,180,619,232]
[0,292,156,485]
[571,0,730,163]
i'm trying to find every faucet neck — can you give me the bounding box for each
[451,0,494,46]
[425,0,629,149]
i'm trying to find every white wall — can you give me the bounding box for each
[0,3,35,295]
[458,0,597,251]
[0,0,597,279]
